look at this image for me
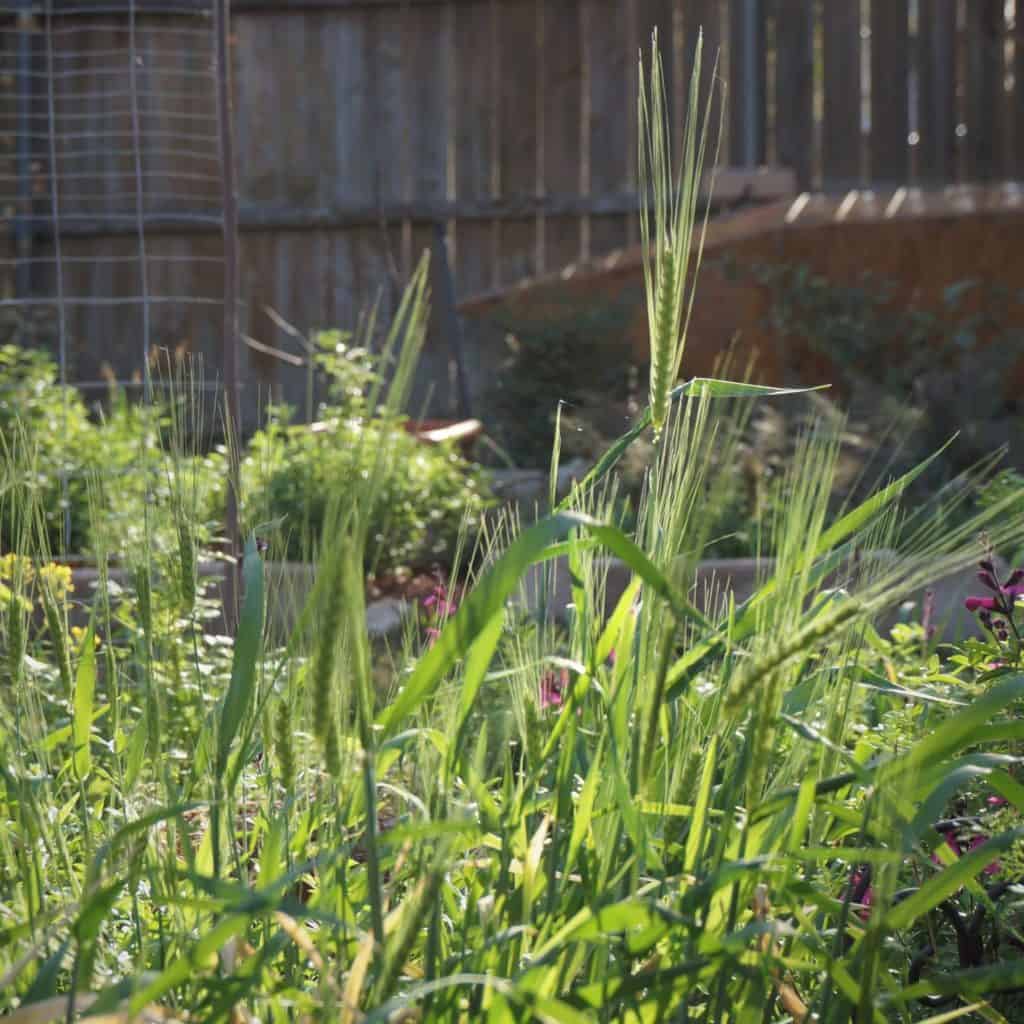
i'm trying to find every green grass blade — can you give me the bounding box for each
[886,827,1024,930]
[72,619,96,780]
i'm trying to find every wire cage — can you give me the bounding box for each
[0,0,238,554]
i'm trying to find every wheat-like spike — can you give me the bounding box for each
[311,561,343,749]
[323,715,342,779]
[274,696,295,791]
[638,27,718,437]
[724,599,863,711]
[649,245,678,435]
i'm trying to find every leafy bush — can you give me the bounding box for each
[741,261,1024,478]
[243,408,488,569]
[0,344,94,551]
[482,295,641,468]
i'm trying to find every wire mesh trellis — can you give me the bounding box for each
[0,0,239,565]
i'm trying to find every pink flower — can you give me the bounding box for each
[849,870,873,920]
[540,669,569,711]
[965,560,1024,619]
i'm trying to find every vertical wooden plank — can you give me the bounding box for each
[497,0,537,285]
[1016,0,1024,178]
[774,0,814,188]
[541,0,583,272]
[729,0,766,166]
[588,0,631,255]
[822,1,862,187]
[916,0,956,184]
[682,0,726,175]
[453,0,496,298]
[870,0,910,184]
[325,10,374,208]
[402,3,450,204]
[964,0,1002,182]
[233,13,289,203]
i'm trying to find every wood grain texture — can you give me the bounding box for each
[822,2,862,186]
[870,0,909,184]
[773,0,813,189]
[916,0,956,184]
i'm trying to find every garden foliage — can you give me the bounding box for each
[3,32,1024,1024]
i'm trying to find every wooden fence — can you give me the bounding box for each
[2,0,1024,422]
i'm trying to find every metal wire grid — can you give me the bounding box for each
[0,0,225,325]
[0,0,237,552]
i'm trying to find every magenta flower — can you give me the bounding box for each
[849,869,873,920]
[423,585,457,618]
[421,574,459,649]
[965,561,1024,617]
[539,668,569,711]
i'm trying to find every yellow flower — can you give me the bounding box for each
[70,624,101,651]
[0,581,33,614]
[0,554,33,584]
[38,562,74,602]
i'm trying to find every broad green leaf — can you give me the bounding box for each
[218,536,265,778]
[377,515,577,735]
[448,612,505,779]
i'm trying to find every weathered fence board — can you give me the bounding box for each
[772,0,813,189]
[822,3,862,187]
[5,0,1024,425]
[870,0,909,184]
[916,0,957,184]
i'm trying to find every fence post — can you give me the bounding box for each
[731,0,765,168]
[216,0,242,628]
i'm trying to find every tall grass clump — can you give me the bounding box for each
[6,27,1024,1024]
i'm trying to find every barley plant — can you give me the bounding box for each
[4,31,1024,1024]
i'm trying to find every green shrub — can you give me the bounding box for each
[0,344,94,552]
[243,407,489,569]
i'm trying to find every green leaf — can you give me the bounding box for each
[73,878,124,945]
[72,618,96,779]
[887,674,1024,780]
[816,437,953,553]
[563,512,712,630]
[377,515,578,735]
[217,537,265,778]
[684,735,717,873]
[448,612,505,779]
